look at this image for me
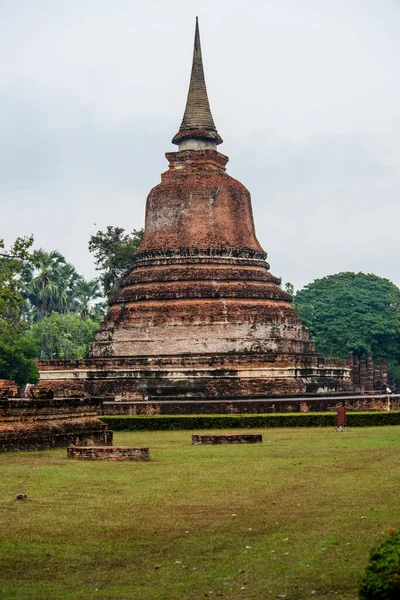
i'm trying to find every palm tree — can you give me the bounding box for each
[21,250,80,321]
[73,278,104,319]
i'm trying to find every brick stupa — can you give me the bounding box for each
[36,19,351,399]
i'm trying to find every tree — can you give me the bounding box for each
[88,226,144,298]
[1,240,105,373]
[20,250,105,324]
[0,322,38,384]
[283,282,294,298]
[29,312,100,360]
[21,250,80,321]
[70,278,105,320]
[0,236,39,384]
[294,273,400,364]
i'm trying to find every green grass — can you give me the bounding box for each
[0,427,400,599]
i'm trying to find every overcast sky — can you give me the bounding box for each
[1,0,399,292]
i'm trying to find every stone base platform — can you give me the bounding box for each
[0,397,113,453]
[35,353,351,402]
[67,446,149,461]
[192,433,262,444]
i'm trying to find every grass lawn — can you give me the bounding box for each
[0,427,399,600]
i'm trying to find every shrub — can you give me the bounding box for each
[347,412,400,427]
[359,530,400,599]
[100,413,334,431]
[99,412,400,432]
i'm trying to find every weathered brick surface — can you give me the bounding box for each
[101,394,400,415]
[67,445,149,461]
[350,353,389,392]
[35,350,351,400]
[35,27,352,399]
[138,151,263,253]
[192,433,262,444]
[0,380,19,398]
[85,149,338,373]
[0,398,113,453]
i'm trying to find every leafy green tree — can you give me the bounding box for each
[88,226,144,298]
[22,250,80,321]
[29,312,100,360]
[0,322,38,384]
[20,249,105,324]
[283,282,295,298]
[0,236,39,384]
[294,273,400,363]
[1,240,104,371]
[70,278,105,320]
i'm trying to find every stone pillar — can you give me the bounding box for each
[359,355,367,393]
[381,359,388,387]
[347,352,354,391]
[373,365,382,391]
[352,354,360,391]
[366,351,374,391]
[388,371,394,389]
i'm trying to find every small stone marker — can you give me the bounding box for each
[67,446,149,461]
[336,405,347,431]
[192,433,262,445]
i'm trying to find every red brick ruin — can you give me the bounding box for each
[35,19,352,401]
[0,396,112,453]
[67,445,149,461]
[349,352,389,392]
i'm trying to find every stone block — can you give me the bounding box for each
[67,446,149,461]
[0,397,113,453]
[192,433,262,444]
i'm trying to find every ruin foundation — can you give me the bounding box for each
[67,446,149,461]
[0,397,113,453]
[192,433,262,444]
[99,393,400,415]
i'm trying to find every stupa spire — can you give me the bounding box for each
[172,17,223,150]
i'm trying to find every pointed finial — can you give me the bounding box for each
[172,18,222,150]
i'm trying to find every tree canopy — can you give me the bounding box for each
[0,240,107,384]
[21,249,104,322]
[88,226,144,298]
[294,273,400,365]
[29,312,100,360]
[0,322,38,384]
[0,236,39,384]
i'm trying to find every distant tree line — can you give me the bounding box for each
[88,226,143,299]
[292,272,400,383]
[0,236,39,384]
[0,227,143,385]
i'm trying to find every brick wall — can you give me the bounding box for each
[0,398,113,453]
[67,446,149,461]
